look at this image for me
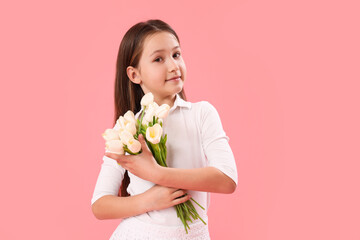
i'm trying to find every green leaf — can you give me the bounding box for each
[160,136,164,145]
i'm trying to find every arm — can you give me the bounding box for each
[152,102,237,194]
[93,124,192,219]
[92,185,192,220]
[155,166,237,194]
[91,151,148,220]
[92,194,149,220]
[91,155,138,220]
[103,149,237,194]
[92,167,236,220]
[104,102,238,195]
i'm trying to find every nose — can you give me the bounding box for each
[168,57,180,72]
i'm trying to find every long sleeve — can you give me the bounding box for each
[200,101,238,185]
[91,121,127,205]
[91,155,126,205]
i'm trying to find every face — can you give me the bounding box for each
[128,31,186,100]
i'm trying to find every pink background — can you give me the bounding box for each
[1,0,359,239]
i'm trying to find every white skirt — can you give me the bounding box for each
[109,216,211,240]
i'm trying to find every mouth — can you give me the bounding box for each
[166,76,181,81]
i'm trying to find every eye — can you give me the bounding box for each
[174,52,181,58]
[154,57,162,62]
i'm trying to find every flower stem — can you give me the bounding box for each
[190,197,205,210]
[187,200,207,225]
[136,106,146,137]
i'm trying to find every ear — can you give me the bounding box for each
[127,66,142,84]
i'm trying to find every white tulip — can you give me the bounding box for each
[124,121,137,135]
[127,138,142,153]
[155,104,170,119]
[117,116,125,128]
[105,140,124,154]
[102,129,120,141]
[144,112,155,123]
[120,130,134,145]
[152,101,159,109]
[141,118,149,126]
[141,92,154,107]
[146,123,163,144]
[144,102,157,122]
[117,127,125,136]
[117,115,137,135]
[117,116,129,129]
[124,110,136,124]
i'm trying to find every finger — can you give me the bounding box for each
[104,152,131,164]
[172,194,191,205]
[171,188,185,193]
[104,152,120,159]
[138,134,151,152]
[172,190,187,199]
[138,134,145,144]
[120,164,130,171]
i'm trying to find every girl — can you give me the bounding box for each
[91,19,238,240]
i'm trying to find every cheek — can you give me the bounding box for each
[179,59,186,70]
[180,63,186,75]
[143,65,162,78]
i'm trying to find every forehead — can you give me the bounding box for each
[142,32,179,55]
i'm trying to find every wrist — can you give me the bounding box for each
[153,164,165,185]
[138,191,153,212]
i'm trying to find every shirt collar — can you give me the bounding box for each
[170,93,192,111]
[136,93,191,118]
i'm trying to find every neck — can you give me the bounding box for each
[154,94,176,108]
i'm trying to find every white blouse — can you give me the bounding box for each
[91,93,238,227]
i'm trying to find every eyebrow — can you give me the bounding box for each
[150,46,180,57]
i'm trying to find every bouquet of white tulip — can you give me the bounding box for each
[102,92,206,233]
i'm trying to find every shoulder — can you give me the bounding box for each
[190,100,222,128]
[192,100,219,117]
[191,100,214,109]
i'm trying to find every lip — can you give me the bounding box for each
[166,76,181,81]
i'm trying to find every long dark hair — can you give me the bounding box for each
[114,19,187,197]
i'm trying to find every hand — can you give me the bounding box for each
[143,185,191,212]
[104,134,161,182]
